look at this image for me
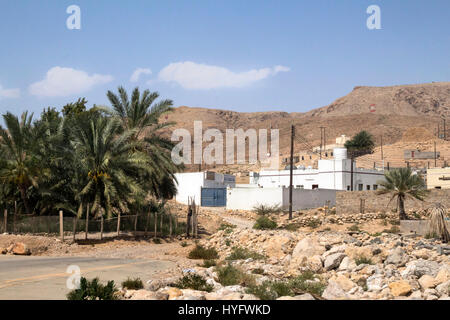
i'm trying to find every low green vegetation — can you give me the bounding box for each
[283,223,301,231]
[121,277,144,290]
[215,264,256,287]
[200,260,217,268]
[253,204,282,215]
[188,245,219,260]
[226,246,265,261]
[67,277,118,300]
[306,218,321,229]
[382,226,400,234]
[251,268,265,275]
[355,255,374,266]
[245,271,325,300]
[253,216,277,230]
[171,274,213,292]
[218,222,236,232]
[180,241,189,247]
[348,224,361,232]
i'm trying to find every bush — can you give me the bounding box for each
[283,223,300,231]
[180,241,189,247]
[288,273,326,297]
[253,204,282,216]
[355,255,373,266]
[216,264,255,287]
[251,268,265,275]
[246,281,281,300]
[67,277,118,300]
[348,224,361,232]
[188,245,219,260]
[382,226,400,234]
[153,238,162,244]
[226,246,265,261]
[306,218,321,229]
[200,259,217,268]
[121,277,144,290]
[253,216,277,230]
[218,223,236,232]
[171,274,213,292]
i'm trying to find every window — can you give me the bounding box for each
[373,185,378,190]
[358,184,363,191]
[301,156,304,161]
[312,184,319,189]
[435,186,442,189]
[347,186,350,191]
[367,185,371,190]
[296,185,304,189]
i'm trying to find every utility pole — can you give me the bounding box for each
[288,124,295,220]
[380,135,384,170]
[434,141,437,167]
[319,127,326,159]
[350,154,354,191]
[444,118,447,141]
[438,123,441,139]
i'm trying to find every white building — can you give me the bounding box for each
[174,171,236,205]
[250,148,385,191]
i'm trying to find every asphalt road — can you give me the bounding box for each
[0,255,175,300]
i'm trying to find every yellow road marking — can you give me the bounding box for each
[0,260,153,289]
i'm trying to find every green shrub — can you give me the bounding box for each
[382,226,400,234]
[188,245,219,260]
[253,216,277,230]
[283,223,300,231]
[225,239,231,246]
[153,238,162,244]
[216,264,255,287]
[348,224,361,232]
[355,255,373,266]
[171,274,213,292]
[180,241,189,247]
[306,218,321,229]
[245,271,325,300]
[200,259,217,268]
[251,268,265,275]
[121,277,144,290]
[425,232,439,239]
[389,219,400,226]
[226,246,265,261]
[67,277,118,300]
[253,204,282,216]
[218,223,236,231]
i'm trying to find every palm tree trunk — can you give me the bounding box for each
[19,185,31,215]
[398,196,407,220]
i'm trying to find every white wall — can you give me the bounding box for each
[174,172,204,205]
[226,187,283,211]
[282,188,336,210]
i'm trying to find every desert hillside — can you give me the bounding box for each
[161,82,450,172]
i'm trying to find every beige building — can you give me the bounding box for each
[427,167,450,189]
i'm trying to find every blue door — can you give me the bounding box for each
[201,188,227,207]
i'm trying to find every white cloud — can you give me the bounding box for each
[0,85,20,99]
[157,61,290,89]
[29,67,113,97]
[130,68,152,82]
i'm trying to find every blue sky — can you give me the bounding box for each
[0,0,449,117]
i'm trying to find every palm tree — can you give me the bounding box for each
[106,86,173,139]
[71,113,153,218]
[377,168,429,220]
[427,203,450,243]
[106,86,180,200]
[0,112,39,214]
[345,130,375,157]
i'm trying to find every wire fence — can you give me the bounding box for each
[0,211,186,238]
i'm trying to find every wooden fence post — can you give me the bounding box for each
[59,210,64,242]
[360,198,365,214]
[117,212,121,237]
[13,201,17,234]
[134,213,138,237]
[100,215,104,240]
[145,211,150,237]
[72,215,78,242]
[154,211,158,238]
[3,209,7,233]
[85,203,89,240]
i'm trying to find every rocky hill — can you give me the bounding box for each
[161,82,450,172]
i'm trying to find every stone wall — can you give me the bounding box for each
[336,189,450,214]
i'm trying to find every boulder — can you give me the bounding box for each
[388,281,412,297]
[384,247,408,267]
[435,280,450,296]
[435,266,450,285]
[12,243,31,255]
[292,237,326,258]
[338,256,356,272]
[262,235,293,259]
[331,275,356,292]
[0,247,7,255]
[322,280,349,300]
[277,293,315,300]
[164,287,183,300]
[324,253,346,271]
[127,289,164,300]
[418,275,437,289]
[401,259,441,278]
